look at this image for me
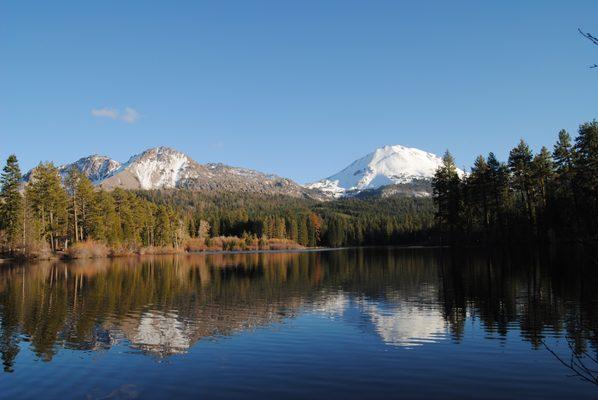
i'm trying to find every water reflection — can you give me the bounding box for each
[133,311,193,356]
[360,301,446,347]
[312,292,348,317]
[0,247,596,373]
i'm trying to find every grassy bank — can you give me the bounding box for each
[1,237,305,261]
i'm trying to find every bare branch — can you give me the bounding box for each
[542,337,598,386]
[578,28,598,68]
[579,28,598,46]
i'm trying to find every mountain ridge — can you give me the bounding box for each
[24,146,324,199]
[22,154,121,184]
[23,145,456,200]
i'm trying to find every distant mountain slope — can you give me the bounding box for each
[98,147,204,190]
[26,146,322,199]
[64,155,122,183]
[352,179,435,199]
[307,145,463,198]
[22,144,459,200]
[23,155,121,183]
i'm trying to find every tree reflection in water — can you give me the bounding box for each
[0,246,595,382]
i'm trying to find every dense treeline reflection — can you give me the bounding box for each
[0,248,596,372]
[437,247,598,348]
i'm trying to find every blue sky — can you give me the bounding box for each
[2,1,598,183]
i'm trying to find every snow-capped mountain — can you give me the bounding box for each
[23,144,458,200]
[307,145,462,198]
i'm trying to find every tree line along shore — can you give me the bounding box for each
[0,158,433,260]
[1,119,596,260]
[432,120,598,246]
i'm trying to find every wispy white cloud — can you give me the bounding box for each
[91,107,119,119]
[91,107,141,123]
[120,107,141,123]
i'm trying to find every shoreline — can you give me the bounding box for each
[0,246,327,262]
[0,244,443,263]
[4,241,595,263]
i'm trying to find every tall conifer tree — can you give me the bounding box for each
[0,155,23,252]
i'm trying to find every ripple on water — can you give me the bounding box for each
[0,248,597,400]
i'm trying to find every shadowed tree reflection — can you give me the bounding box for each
[0,247,596,374]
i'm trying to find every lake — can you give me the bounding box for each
[0,247,596,399]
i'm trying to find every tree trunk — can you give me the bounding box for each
[49,210,54,252]
[73,195,79,242]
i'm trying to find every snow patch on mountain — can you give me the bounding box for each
[23,155,122,183]
[117,147,198,189]
[63,155,122,183]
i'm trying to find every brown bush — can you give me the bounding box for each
[185,238,208,252]
[267,238,303,251]
[138,246,182,255]
[17,241,54,260]
[184,236,303,253]
[109,242,151,257]
[65,240,109,259]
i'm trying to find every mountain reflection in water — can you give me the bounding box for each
[0,247,597,399]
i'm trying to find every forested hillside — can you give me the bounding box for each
[0,158,434,258]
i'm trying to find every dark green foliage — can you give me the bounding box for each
[432,151,462,243]
[138,190,435,247]
[313,196,434,246]
[0,155,23,252]
[433,121,598,244]
[572,121,598,236]
[508,139,535,226]
[25,163,69,251]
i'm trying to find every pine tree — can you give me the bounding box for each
[75,172,97,241]
[287,217,299,242]
[276,217,286,238]
[553,129,574,174]
[531,146,554,210]
[298,216,309,246]
[508,139,535,226]
[467,155,490,232]
[552,129,579,235]
[572,120,598,235]
[155,205,174,246]
[0,155,23,252]
[432,151,462,243]
[486,152,509,237]
[90,191,119,244]
[64,167,82,242]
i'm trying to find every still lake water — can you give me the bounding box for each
[0,247,597,399]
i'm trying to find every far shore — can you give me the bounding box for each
[0,246,327,263]
[0,244,446,263]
